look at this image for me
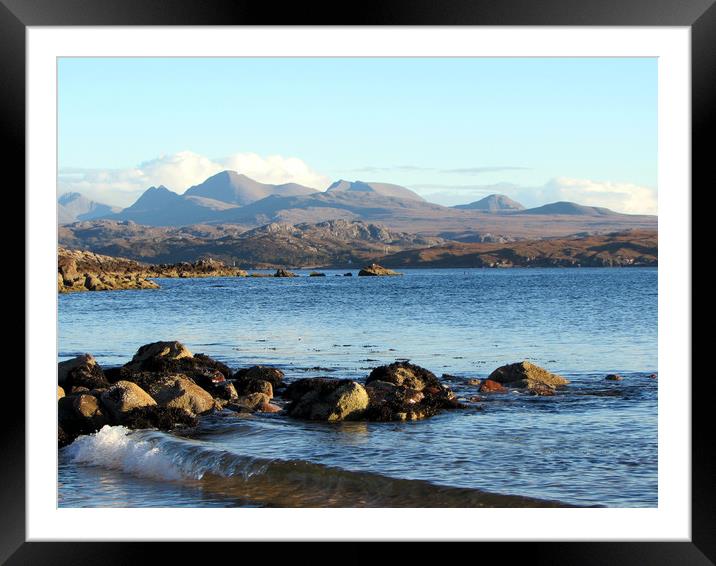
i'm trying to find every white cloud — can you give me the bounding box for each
[410,178,657,214]
[58,151,330,207]
[517,177,658,215]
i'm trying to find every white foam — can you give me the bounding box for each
[65,425,184,481]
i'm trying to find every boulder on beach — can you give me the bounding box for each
[125,341,193,370]
[233,366,285,388]
[488,361,569,394]
[284,378,369,421]
[366,361,441,391]
[100,380,157,423]
[58,393,109,437]
[117,341,234,396]
[358,263,402,276]
[58,354,107,389]
[363,378,461,421]
[146,375,216,416]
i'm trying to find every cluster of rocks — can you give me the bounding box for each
[58,248,160,293]
[146,258,248,278]
[59,248,405,293]
[58,248,249,293]
[57,341,571,448]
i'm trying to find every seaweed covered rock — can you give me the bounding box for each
[121,405,198,431]
[125,341,194,371]
[119,342,234,397]
[366,361,441,391]
[58,354,108,390]
[58,393,109,436]
[234,378,274,399]
[100,380,156,423]
[358,263,402,276]
[488,361,569,394]
[284,378,369,421]
[145,375,216,416]
[228,392,272,412]
[234,366,285,389]
[364,379,461,421]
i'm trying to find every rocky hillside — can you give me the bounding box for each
[59,219,445,268]
[377,230,657,268]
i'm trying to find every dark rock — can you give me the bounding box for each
[275,269,297,277]
[145,375,216,416]
[284,378,369,421]
[120,342,233,397]
[488,361,569,394]
[366,361,441,391]
[228,392,272,412]
[234,365,285,388]
[528,383,556,396]
[125,341,194,371]
[364,379,461,421]
[309,271,326,277]
[234,378,273,398]
[100,380,157,424]
[58,393,109,436]
[121,406,198,430]
[344,272,353,276]
[479,379,507,393]
[58,425,73,448]
[606,374,623,381]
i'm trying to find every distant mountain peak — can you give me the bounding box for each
[184,170,316,206]
[518,201,620,216]
[326,180,425,202]
[454,194,525,212]
[57,191,121,224]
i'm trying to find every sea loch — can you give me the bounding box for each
[58,268,657,508]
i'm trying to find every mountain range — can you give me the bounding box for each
[58,170,657,238]
[58,192,121,224]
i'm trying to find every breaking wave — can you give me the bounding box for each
[63,426,573,508]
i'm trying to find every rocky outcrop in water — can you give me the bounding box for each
[57,344,573,447]
[284,378,370,421]
[58,248,160,292]
[358,263,402,276]
[488,361,569,395]
[58,248,248,293]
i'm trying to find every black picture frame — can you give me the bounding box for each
[6,0,708,563]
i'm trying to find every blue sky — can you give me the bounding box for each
[58,57,657,213]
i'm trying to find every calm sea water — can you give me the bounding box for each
[58,268,658,507]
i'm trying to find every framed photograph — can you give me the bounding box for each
[8,0,708,562]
